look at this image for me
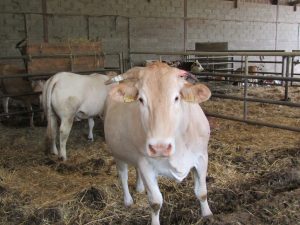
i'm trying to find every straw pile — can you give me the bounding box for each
[0,86,299,225]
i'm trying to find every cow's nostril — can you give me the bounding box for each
[149,144,156,155]
[167,144,172,151]
[163,144,172,156]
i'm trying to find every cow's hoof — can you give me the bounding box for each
[58,156,67,162]
[88,138,94,142]
[136,183,145,193]
[202,208,213,217]
[124,197,134,207]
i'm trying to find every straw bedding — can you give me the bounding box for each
[0,86,299,225]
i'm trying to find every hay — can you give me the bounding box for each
[0,86,299,225]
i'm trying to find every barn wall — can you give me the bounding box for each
[0,0,300,67]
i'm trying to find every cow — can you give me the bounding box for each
[0,64,45,127]
[43,72,113,161]
[175,60,205,73]
[104,62,212,225]
[231,65,263,87]
[144,60,204,74]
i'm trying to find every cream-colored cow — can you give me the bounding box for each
[43,72,112,161]
[104,62,212,225]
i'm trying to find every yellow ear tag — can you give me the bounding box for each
[183,94,195,102]
[123,96,135,103]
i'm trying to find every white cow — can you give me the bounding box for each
[43,72,112,161]
[104,62,212,225]
[190,60,204,74]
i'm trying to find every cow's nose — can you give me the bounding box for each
[148,143,173,157]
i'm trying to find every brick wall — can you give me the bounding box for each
[0,0,300,67]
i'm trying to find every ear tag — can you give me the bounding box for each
[183,94,195,102]
[123,96,135,103]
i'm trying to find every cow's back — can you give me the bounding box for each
[50,73,109,119]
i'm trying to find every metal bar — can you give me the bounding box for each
[291,56,295,86]
[119,52,123,74]
[243,56,248,120]
[189,59,282,64]
[0,68,122,79]
[183,0,187,52]
[86,16,90,40]
[0,92,41,98]
[130,51,300,57]
[0,109,43,118]
[212,68,235,71]
[70,54,74,72]
[23,13,28,39]
[41,0,48,42]
[192,56,233,59]
[243,71,282,75]
[281,56,285,87]
[0,52,121,61]
[193,59,283,64]
[196,72,300,81]
[200,62,234,65]
[120,52,128,73]
[206,112,300,132]
[212,94,300,108]
[284,56,291,100]
[188,50,286,53]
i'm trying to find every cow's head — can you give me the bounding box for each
[107,62,211,158]
[31,80,45,93]
[191,60,204,73]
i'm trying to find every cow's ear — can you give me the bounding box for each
[109,82,138,103]
[180,83,211,103]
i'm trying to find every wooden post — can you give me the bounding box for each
[42,0,48,42]
[234,0,239,8]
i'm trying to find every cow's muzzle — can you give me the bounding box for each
[147,142,173,157]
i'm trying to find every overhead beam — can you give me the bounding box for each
[288,0,300,6]
[234,0,239,8]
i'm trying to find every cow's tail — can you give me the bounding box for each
[43,73,60,148]
[43,75,54,122]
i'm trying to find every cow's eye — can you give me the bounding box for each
[138,97,144,104]
[175,96,179,102]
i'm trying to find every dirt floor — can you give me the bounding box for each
[0,86,299,225]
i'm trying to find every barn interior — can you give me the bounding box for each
[0,0,300,225]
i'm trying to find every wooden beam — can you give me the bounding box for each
[289,0,300,6]
[234,0,239,8]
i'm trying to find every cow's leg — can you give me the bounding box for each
[116,160,133,206]
[47,113,58,155]
[25,101,34,127]
[59,117,73,161]
[39,95,45,122]
[87,117,94,141]
[135,168,145,193]
[3,97,9,118]
[194,153,212,217]
[139,161,162,225]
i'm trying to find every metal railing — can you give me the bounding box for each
[130,51,300,132]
